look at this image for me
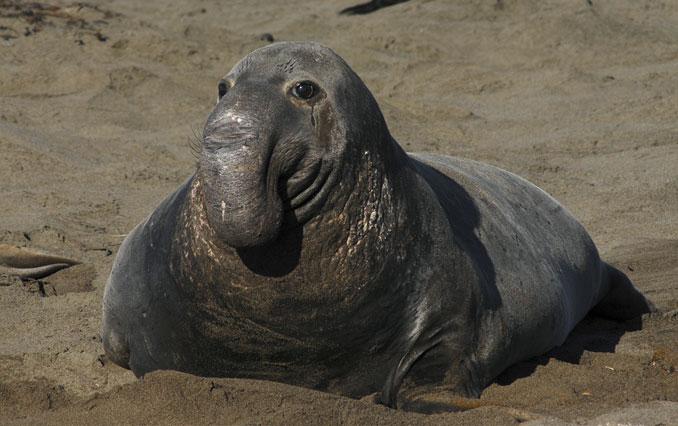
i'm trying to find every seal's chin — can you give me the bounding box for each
[202,194,284,249]
[206,204,284,249]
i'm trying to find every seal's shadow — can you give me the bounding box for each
[412,159,501,311]
[236,202,303,277]
[494,314,643,386]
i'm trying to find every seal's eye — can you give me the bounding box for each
[292,81,317,100]
[218,81,229,99]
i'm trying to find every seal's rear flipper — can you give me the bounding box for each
[591,264,657,320]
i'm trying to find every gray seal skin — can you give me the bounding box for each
[102,41,654,407]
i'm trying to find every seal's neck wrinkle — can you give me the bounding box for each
[305,133,414,281]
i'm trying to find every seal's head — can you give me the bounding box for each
[199,42,392,248]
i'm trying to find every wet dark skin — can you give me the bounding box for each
[102,42,654,408]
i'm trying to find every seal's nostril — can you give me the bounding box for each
[222,111,250,126]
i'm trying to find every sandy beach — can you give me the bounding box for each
[1,0,676,423]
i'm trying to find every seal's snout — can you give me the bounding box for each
[199,106,286,249]
[203,108,259,147]
[199,144,283,248]
[205,109,258,135]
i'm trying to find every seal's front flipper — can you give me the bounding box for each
[0,244,80,280]
[592,264,657,320]
[101,323,131,370]
[379,333,444,408]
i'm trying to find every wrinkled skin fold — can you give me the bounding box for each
[102,41,655,408]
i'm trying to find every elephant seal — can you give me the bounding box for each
[102,41,654,407]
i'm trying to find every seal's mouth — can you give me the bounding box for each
[199,116,334,248]
[282,158,335,223]
[199,138,335,249]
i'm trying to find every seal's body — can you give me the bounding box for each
[102,42,653,406]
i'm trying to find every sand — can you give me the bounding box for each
[1,0,676,424]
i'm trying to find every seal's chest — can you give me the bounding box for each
[175,267,401,356]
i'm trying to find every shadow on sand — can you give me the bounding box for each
[494,314,643,386]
